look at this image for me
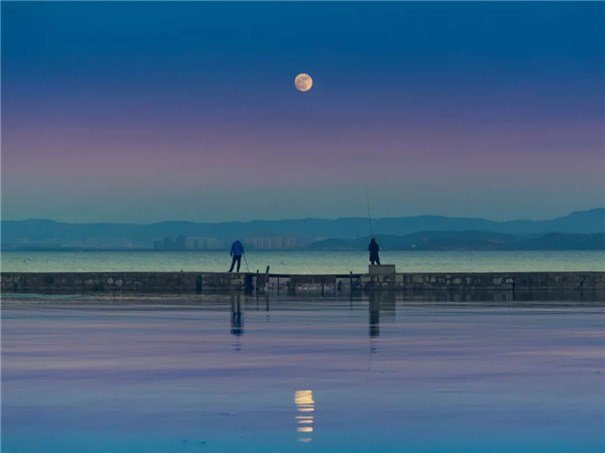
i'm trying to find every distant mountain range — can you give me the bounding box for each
[2,208,604,250]
[309,231,605,251]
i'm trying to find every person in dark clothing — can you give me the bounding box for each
[368,238,380,265]
[229,240,245,273]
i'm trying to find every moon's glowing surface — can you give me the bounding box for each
[295,73,313,92]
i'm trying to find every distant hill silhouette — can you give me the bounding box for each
[2,208,604,249]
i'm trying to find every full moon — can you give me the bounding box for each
[295,73,313,92]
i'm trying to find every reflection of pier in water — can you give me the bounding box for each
[226,288,603,351]
[295,390,314,443]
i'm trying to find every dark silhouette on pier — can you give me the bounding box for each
[369,238,381,265]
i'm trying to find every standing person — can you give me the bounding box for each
[368,238,380,265]
[229,239,245,273]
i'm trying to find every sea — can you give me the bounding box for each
[2,293,604,453]
[2,250,605,273]
[3,252,604,452]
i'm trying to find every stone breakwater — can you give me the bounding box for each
[1,271,604,294]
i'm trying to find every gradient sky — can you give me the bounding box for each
[2,2,604,223]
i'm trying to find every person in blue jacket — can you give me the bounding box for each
[229,239,245,273]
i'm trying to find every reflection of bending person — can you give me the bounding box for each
[231,298,244,337]
[229,240,245,273]
[368,238,380,265]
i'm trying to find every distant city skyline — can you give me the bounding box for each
[2,2,603,223]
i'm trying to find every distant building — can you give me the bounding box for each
[185,237,226,250]
[175,235,187,251]
[154,235,227,251]
[244,235,303,250]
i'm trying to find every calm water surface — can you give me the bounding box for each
[2,293,604,453]
[2,250,605,273]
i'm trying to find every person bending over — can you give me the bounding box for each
[229,239,245,273]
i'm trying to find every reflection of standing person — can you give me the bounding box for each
[368,238,380,265]
[229,240,245,273]
[369,291,380,339]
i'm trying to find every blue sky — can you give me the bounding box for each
[2,2,604,222]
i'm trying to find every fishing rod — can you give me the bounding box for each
[365,185,373,237]
[364,186,376,386]
[243,254,250,273]
[365,183,374,386]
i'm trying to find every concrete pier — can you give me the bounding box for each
[1,271,604,294]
